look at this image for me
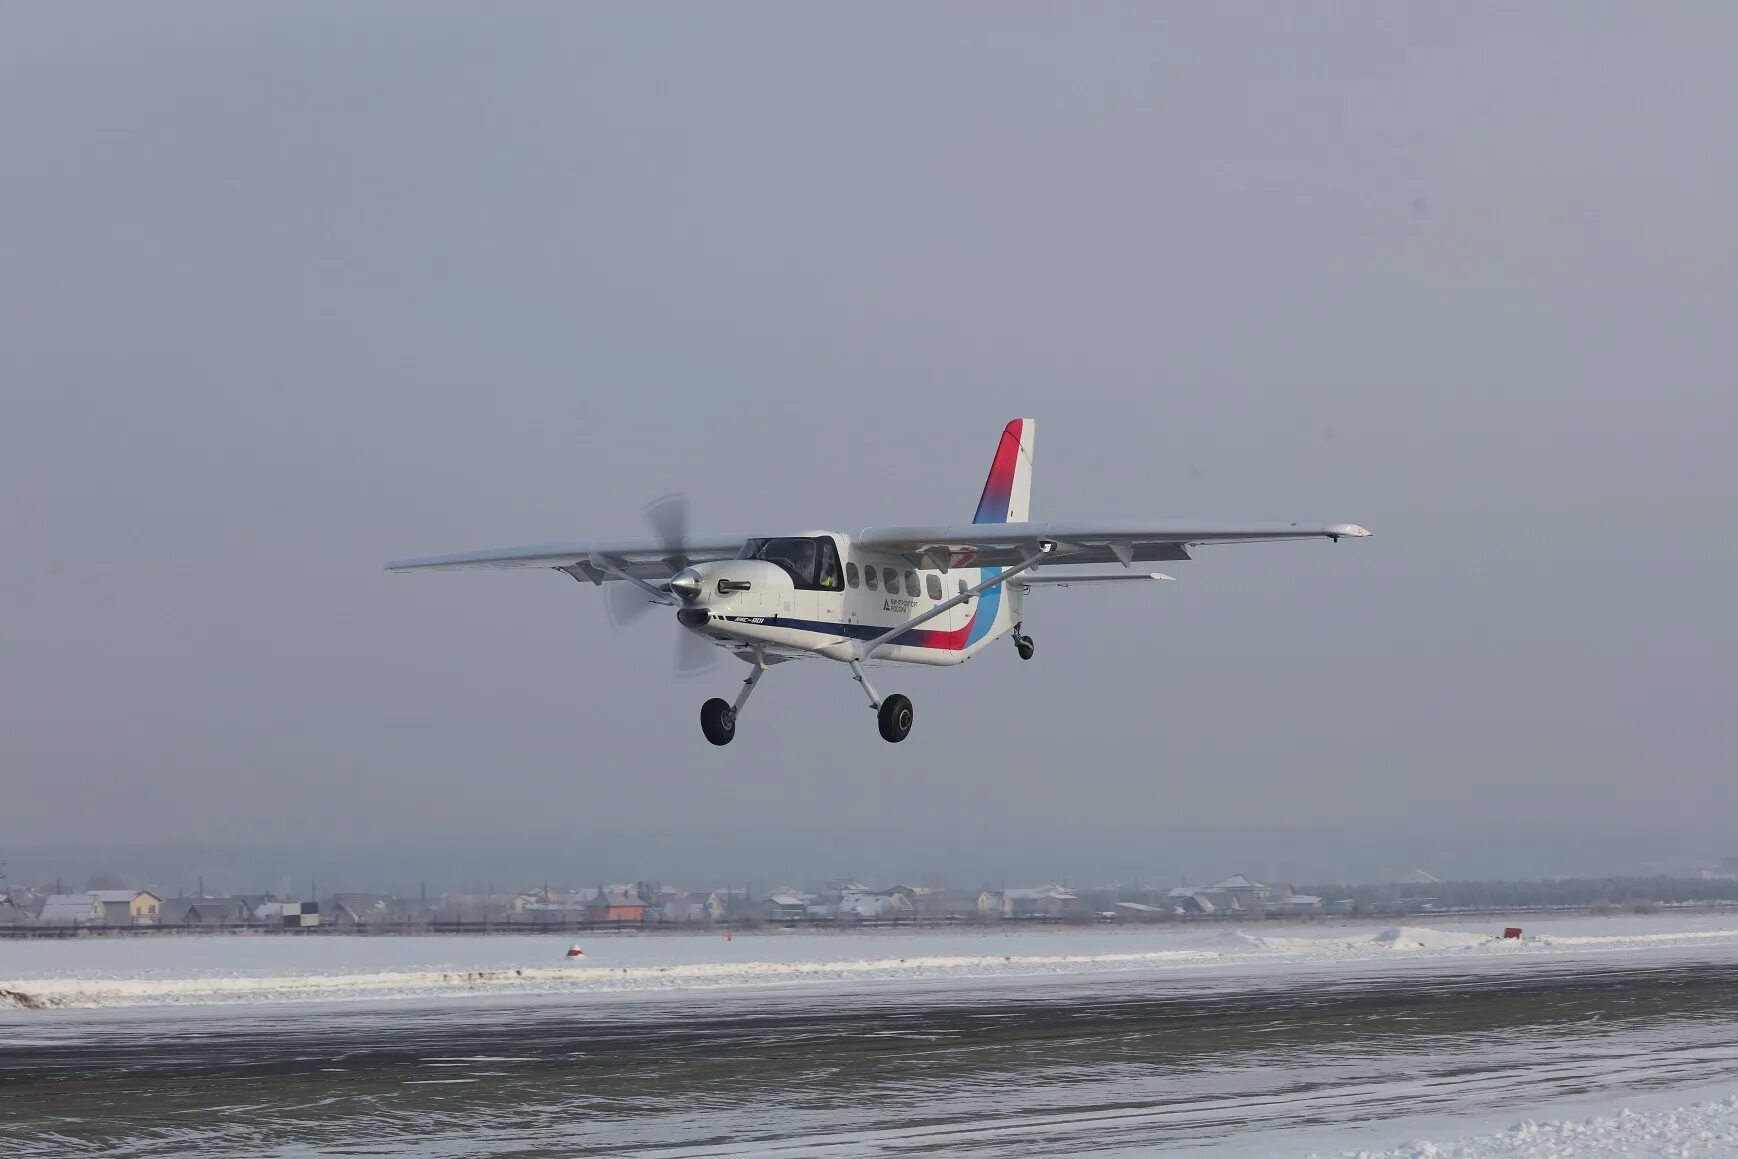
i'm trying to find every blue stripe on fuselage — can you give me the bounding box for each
[964,567,1000,647]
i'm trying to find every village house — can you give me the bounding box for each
[430,893,518,923]
[38,894,105,925]
[1113,901,1169,923]
[522,890,599,924]
[322,893,405,928]
[160,897,255,926]
[587,886,648,923]
[88,890,161,925]
[978,884,1082,920]
[704,889,754,923]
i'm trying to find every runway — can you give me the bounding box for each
[5,955,1738,1156]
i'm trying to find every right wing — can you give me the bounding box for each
[852,520,1370,569]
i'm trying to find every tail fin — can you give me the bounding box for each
[972,419,1036,525]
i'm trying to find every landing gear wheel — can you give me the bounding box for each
[1015,635,1035,660]
[700,697,736,746]
[877,693,914,743]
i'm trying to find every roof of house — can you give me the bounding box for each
[40,895,102,921]
[1002,884,1077,901]
[88,890,160,904]
[1209,875,1264,891]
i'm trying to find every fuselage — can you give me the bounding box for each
[671,532,1020,666]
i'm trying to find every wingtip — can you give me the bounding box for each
[1329,524,1371,538]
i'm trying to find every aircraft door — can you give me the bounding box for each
[811,536,845,629]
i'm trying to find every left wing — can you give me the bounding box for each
[385,534,747,578]
[852,521,1370,569]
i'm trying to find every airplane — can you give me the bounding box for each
[387,419,1369,746]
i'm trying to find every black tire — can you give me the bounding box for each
[700,697,736,746]
[877,693,914,743]
[1016,635,1035,660]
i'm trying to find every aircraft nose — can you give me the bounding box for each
[668,568,703,603]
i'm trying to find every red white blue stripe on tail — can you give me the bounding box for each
[972,418,1036,526]
[964,419,1035,647]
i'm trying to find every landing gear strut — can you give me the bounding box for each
[1013,623,1035,660]
[850,658,913,743]
[700,654,767,746]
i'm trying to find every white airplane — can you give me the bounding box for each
[388,420,1369,746]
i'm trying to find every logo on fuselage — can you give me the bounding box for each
[883,597,915,613]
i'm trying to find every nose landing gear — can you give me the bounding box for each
[699,653,767,746]
[699,698,736,745]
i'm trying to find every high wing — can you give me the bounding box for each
[852,521,1370,569]
[385,535,747,581]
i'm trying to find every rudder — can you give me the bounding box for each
[972,419,1035,525]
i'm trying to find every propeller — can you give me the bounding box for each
[603,492,718,677]
[643,493,691,570]
[674,627,718,677]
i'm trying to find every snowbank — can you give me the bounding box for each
[5,913,1736,1012]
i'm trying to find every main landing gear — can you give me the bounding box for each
[877,694,914,743]
[850,658,913,743]
[1013,623,1035,660]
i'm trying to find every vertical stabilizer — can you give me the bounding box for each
[972,419,1036,525]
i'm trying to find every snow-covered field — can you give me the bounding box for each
[4,911,1737,1012]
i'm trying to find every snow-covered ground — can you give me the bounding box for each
[4,911,1737,1012]
[4,913,1736,1158]
[1310,1090,1738,1158]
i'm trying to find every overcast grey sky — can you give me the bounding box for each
[3,4,1734,891]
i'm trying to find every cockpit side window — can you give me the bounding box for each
[755,538,818,586]
[816,538,842,591]
[748,536,843,590]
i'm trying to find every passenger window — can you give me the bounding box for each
[845,562,859,589]
[903,571,918,597]
[958,578,967,595]
[865,566,878,591]
[926,574,942,600]
[883,567,898,591]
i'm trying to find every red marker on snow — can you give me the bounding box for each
[566,944,585,958]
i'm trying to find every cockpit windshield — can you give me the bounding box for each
[738,537,842,591]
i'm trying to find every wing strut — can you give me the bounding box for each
[588,552,675,606]
[856,541,1057,661]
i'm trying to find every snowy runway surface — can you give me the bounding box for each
[3,915,1737,1156]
